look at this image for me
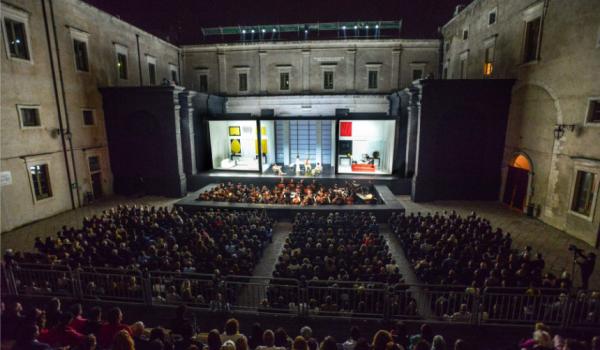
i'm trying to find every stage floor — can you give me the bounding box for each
[175,184,405,221]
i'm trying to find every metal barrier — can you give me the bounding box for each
[4,264,599,329]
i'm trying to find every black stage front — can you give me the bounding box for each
[175,184,405,221]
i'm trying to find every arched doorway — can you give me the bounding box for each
[502,153,532,211]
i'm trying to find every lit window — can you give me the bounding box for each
[523,17,542,63]
[117,53,128,79]
[586,99,600,123]
[199,74,208,92]
[483,45,495,77]
[571,171,596,217]
[368,70,378,89]
[4,17,29,60]
[30,164,52,200]
[82,110,95,126]
[18,106,41,128]
[239,73,248,91]
[323,71,334,90]
[73,39,88,71]
[280,72,290,90]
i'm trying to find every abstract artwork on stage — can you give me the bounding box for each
[229,126,241,136]
[340,121,352,136]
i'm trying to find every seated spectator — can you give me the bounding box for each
[75,335,97,350]
[372,331,392,350]
[38,312,85,348]
[98,307,132,349]
[257,330,284,350]
[431,336,446,350]
[293,337,308,350]
[412,340,430,350]
[236,337,250,350]
[408,324,433,349]
[82,307,102,336]
[221,340,236,350]
[45,298,62,329]
[131,321,150,350]
[206,329,223,350]
[248,323,264,350]
[171,305,194,337]
[69,304,88,333]
[299,327,312,342]
[113,329,135,350]
[343,327,361,350]
[221,318,247,343]
[274,328,292,349]
[320,336,337,350]
[12,324,52,350]
[1,301,25,341]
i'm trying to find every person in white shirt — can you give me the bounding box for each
[342,327,361,350]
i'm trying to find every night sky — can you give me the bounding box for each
[84,0,467,45]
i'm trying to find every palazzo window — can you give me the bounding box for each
[73,39,88,72]
[488,10,497,25]
[523,17,542,63]
[368,70,378,89]
[146,55,157,85]
[115,44,128,80]
[571,170,596,217]
[82,109,95,126]
[323,71,334,90]
[459,52,469,79]
[199,74,208,92]
[280,72,290,91]
[239,73,248,92]
[18,105,41,128]
[169,63,178,83]
[585,99,600,124]
[410,62,426,81]
[3,16,30,60]
[30,164,52,201]
[483,44,495,77]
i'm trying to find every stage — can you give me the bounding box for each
[175,183,405,221]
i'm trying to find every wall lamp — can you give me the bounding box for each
[553,124,576,140]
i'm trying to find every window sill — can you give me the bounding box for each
[519,60,539,68]
[20,125,44,130]
[7,56,33,64]
[568,210,594,222]
[582,121,600,127]
[33,195,55,205]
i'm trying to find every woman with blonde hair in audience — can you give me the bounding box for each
[221,340,237,350]
[113,330,135,350]
[372,330,393,350]
[293,336,308,350]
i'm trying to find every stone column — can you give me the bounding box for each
[170,86,187,196]
[391,48,402,90]
[259,50,268,94]
[217,52,227,94]
[301,49,310,93]
[346,48,356,92]
[178,90,198,177]
[405,86,420,178]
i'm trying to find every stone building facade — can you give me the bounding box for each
[181,39,440,96]
[0,0,180,232]
[442,0,600,246]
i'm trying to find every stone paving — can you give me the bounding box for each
[396,196,600,290]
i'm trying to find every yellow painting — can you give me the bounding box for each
[255,139,268,154]
[230,139,241,154]
[261,126,267,136]
[228,126,241,136]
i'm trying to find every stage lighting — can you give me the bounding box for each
[366,25,369,29]
[251,29,255,33]
[304,29,308,33]
[375,24,379,29]
[342,25,346,30]
[353,25,358,29]
[242,29,246,34]
[272,28,276,32]
[262,28,266,33]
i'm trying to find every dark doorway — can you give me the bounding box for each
[503,166,529,210]
[91,172,103,199]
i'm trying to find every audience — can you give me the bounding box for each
[198,180,378,206]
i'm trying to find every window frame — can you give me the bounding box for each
[521,2,544,65]
[488,8,497,26]
[583,97,600,126]
[568,164,599,221]
[114,43,129,80]
[1,5,33,63]
[279,71,290,91]
[410,62,426,82]
[483,37,496,78]
[196,68,209,92]
[26,158,54,203]
[17,104,42,129]
[169,63,178,83]
[462,27,469,40]
[69,27,90,73]
[365,63,381,90]
[146,55,157,85]
[81,108,96,127]
[459,51,469,79]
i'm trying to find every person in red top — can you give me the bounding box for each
[98,307,132,348]
[38,312,86,348]
[68,303,88,333]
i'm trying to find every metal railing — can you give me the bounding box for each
[2,264,598,329]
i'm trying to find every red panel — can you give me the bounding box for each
[340,121,352,136]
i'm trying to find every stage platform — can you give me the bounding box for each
[187,169,412,195]
[175,184,405,221]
